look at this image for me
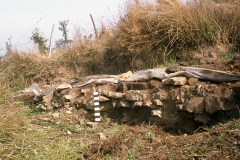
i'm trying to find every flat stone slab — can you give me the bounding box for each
[56,84,72,91]
[126,90,147,101]
[99,96,111,102]
[101,90,125,98]
[164,77,187,86]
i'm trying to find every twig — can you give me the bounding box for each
[126,146,137,160]
[0,109,19,126]
[5,148,16,160]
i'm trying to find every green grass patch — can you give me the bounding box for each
[219,51,240,60]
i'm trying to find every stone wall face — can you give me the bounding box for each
[37,77,240,133]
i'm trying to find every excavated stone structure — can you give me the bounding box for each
[37,76,240,133]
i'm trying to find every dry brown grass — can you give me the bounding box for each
[101,0,240,71]
[55,31,105,75]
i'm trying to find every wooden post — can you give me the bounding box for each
[90,14,98,38]
[48,24,55,58]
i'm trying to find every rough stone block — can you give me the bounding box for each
[148,79,162,89]
[205,95,223,114]
[143,101,152,107]
[154,90,168,101]
[96,83,118,92]
[112,92,125,99]
[101,90,114,97]
[195,85,205,96]
[81,89,90,96]
[99,96,111,102]
[184,97,205,114]
[223,88,234,100]
[86,99,94,110]
[126,90,147,101]
[119,100,131,108]
[176,91,185,103]
[164,77,187,86]
[64,95,73,101]
[132,101,143,109]
[101,90,125,98]
[43,92,53,109]
[153,99,163,106]
[151,110,162,118]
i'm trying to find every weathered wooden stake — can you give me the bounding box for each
[48,24,55,58]
[90,14,98,38]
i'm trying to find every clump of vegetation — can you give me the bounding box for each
[5,37,13,55]
[30,28,48,54]
[101,0,240,71]
[220,51,240,60]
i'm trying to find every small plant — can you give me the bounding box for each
[144,131,154,141]
[5,36,13,55]
[55,122,65,131]
[142,122,155,140]
[25,104,51,116]
[67,125,79,133]
[228,120,238,130]
[113,124,124,132]
[30,28,48,54]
